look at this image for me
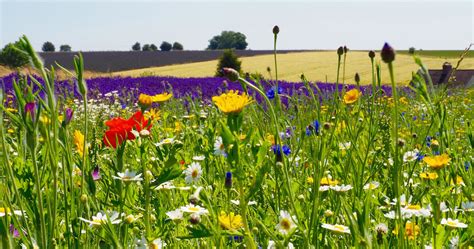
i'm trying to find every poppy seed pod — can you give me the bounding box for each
[368,50,375,59]
[343,46,349,54]
[273,25,280,35]
[337,46,344,56]
[222,67,240,82]
[381,43,395,63]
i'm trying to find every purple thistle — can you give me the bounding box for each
[24,102,36,119]
[9,224,19,238]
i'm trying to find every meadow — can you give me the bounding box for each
[0,35,473,249]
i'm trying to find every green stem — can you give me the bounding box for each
[31,147,47,248]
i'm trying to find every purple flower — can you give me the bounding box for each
[225,172,232,189]
[92,166,101,181]
[9,224,19,238]
[266,86,282,99]
[24,102,36,119]
[64,108,74,125]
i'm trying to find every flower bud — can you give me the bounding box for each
[368,50,375,59]
[189,213,201,224]
[80,194,88,204]
[323,122,332,130]
[24,102,36,120]
[64,108,73,125]
[337,46,344,56]
[222,67,240,82]
[354,73,360,84]
[272,25,280,35]
[225,171,232,189]
[381,43,395,63]
[343,46,349,54]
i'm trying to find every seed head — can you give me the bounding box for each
[337,46,344,56]
[368,50,375,59]
[273,25,280,35]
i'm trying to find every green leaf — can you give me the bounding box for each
[178,224,212,239]
[151,158,181,187]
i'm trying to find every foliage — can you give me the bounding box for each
[172,42,184,51]
[0,42,29,69]
[59,44,72,52]
[41,41,55,52]
[150,44,158,51]
[215,49,242,77]
[132,42,141,51]
[142,44,151,51]
[207,31,248,50]
[160,41,172,52]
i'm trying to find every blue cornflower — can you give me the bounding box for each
[465,161,470,171]
[272,144,291,157]
[225,172,232,189]
[416,152,425,161]
[282,145,291,155]
[266,86,282,99]
[306,120,320,136]
[413,116,417,121]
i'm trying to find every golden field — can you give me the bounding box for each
[113,51,474,85]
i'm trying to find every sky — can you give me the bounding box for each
[1,0,472,51]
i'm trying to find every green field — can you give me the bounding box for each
[114,51,474,84]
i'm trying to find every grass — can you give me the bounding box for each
[113,51,474,84]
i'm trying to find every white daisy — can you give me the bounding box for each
[440,218,468,228]
[338,142,351,150]
[319,185,330,192]
[183,162,202,185]
[267,240,294,249]
[79,211,122,227]
[403,149,419,162]
[0,207,23,217]
[166,209,183,221]
[461,201,474,212]
[230,200,257,206]
[192,155,205,161]
[363,181,380,190]
[321,223,351,234]
[113,169,143,182]
[214,136,226,156]
[180,204,209,215]
[330,184,353,192]
[449,236,459,249]
[155,138,175,147]
[275,210,297,235]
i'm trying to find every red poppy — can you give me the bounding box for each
[103,111,152,148]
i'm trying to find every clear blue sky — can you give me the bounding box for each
[1,0,472,51]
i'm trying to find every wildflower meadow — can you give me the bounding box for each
[0,32,473,249]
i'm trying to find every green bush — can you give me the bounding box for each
[215,49,242,77]
[172,42,183,51]
[160,41,172,52]
[42,41,55,52]
[0,42,29,69]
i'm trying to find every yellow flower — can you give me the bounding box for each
[399,97,409,105]
[144,108,161,121]
[218,211,243,231]
[307,177,314,185]
[420,172,438,180]
[73,130,86,157]
[450,176,464,186]
[392,221,420,240]
[174,121,182,133]
[343,89,361,104]
[423,154,451,169]
[212,90,253,114]
[320,177,339,186]
[266,134,275,145]
[7,128,14,134]
[138,94,153,108]
[6,108,17,113]
[151,93,173,103]
[39,116,51,125]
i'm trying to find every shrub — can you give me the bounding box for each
[42,41,55,52]
[215,49,242,77]
[0,42,29,69]
[132,42,141,51]
[160,42,172,52]
[172,42,184,51]
[59,44,71,52]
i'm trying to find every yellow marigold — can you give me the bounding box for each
[266,134,275,145]
[307,177,314,185]
[138,94,153,107]
[151,93,173,103]
[144,108,160,121]
[423,154,451,169]
[73,130,86,157]
[343,89,361,104]
[218,211,243,231]
[212,90,253,114]
[420,172,438,180]
[320,177,339,186]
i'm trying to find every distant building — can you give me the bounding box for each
[428,62,474,87]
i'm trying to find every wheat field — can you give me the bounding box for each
[113,51,474,85]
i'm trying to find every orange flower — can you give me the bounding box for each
[343,89,361,104]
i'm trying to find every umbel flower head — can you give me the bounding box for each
[343,89,362,104]
[218,211,243,231]
[423,153,451,169]
[212,90,253,115]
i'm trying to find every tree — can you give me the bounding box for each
[42,41,55,52]
[160,41,172,52]
[59,44,71,52]
[172,42,183,51]
[142,44,151,51]
[408,47,416,54]
[150,44,158,51]
[207,31,248,50]
[0,42,29,69]
[215,49,242,77]
[132,42,141,51]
